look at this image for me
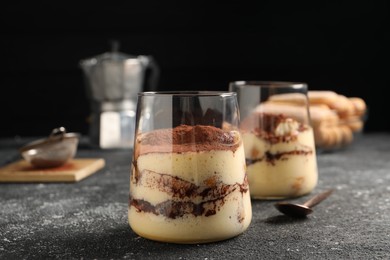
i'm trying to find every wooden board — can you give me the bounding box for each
[0,158,105,183]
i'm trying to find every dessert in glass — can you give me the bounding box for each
[128,91,252,244]
[229,81,318,199]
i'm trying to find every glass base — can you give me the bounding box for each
[132,229,242,244]
[251,195,295,200]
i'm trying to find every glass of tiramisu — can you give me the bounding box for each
[128,91,252,244]
[229,81,318,200]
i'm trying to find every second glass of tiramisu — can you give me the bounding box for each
[229,81,318,200]
[128,91,252,244]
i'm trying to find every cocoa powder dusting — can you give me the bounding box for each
[136,125,240,157]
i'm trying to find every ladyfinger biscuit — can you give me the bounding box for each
[309,105,340,128]
[314,126,337,149]
[314,124,352,149]
[267,93,308,105]
[336,95,356,118]
[325,126,343,148]
[308,91,355,118]
[308,91,339,105]
[313,126,327,147]
[346,119,364,132]
[349,97,367,117]
[339,125,354,145]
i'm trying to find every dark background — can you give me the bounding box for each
[0,1,388,138]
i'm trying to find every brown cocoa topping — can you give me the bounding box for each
[135,125,240,157]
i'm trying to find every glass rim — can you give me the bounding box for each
[138,91,237,97]
[230,81,307,89]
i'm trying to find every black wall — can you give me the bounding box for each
[1,1,388,138]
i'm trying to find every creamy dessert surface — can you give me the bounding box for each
[240,113,318,199]
[134,124,241,156]
[129,124,252,243]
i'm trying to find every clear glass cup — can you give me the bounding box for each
[128,91,252,244]
[229,81,318,200]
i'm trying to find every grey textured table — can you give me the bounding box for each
[1,133,389,260]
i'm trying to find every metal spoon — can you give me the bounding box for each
[274,189,334,218]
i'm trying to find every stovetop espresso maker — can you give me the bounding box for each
[80,41,159,149]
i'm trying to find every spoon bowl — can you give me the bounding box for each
[275,202,313,218]
[274,189,333,218]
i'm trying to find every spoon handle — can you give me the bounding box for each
[303,189,334,208]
